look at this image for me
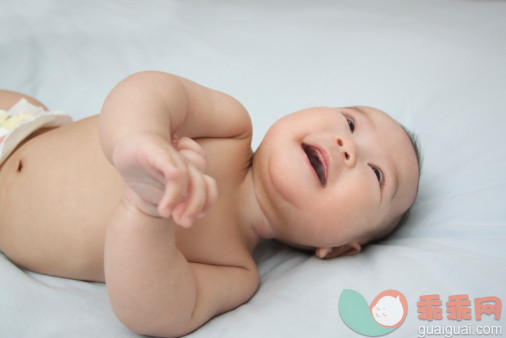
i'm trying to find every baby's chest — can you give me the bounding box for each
[173,137,253,266]
[173,199,249,267]
[195,137,252,184]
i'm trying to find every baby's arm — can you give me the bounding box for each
[100,71,251,157]
[100,71,250,221]
[99,72,257,336]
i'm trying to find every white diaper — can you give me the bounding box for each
[0,99,72,165]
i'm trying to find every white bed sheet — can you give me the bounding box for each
[1,0,505,337]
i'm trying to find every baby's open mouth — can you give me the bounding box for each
[302,143,327,187]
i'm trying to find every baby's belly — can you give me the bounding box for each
[0,116,124,282]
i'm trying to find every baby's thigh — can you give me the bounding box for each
[0,89,47,111]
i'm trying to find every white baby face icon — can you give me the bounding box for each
[371,295,404,327]
[368,290,408,328]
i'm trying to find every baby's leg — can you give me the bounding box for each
[0,89,48,111]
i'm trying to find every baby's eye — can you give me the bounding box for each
[370,165,384,186]
[343,113,355,133]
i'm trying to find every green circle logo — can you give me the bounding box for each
[338,289,408,336]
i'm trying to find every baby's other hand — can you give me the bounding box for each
[112,133,217,227]
[170,134,206,173]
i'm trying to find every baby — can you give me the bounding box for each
[0,71,420,337]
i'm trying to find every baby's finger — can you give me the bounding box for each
[173,136,205,157]
[145,145,178,181]
[158,176,188,218]
[178,166,207,227]
[173,137,206,172]
[169,174,216,224]
[156,157,190,217]
[199,175,218,217]
[178,148,206,173]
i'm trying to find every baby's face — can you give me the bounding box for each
[252,106,419,250]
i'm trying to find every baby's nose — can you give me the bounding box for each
[335,136,356,167]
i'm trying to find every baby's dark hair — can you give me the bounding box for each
[362,124,422,245]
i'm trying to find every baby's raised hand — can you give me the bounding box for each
[112,133,217,227]
[170,134,206,173]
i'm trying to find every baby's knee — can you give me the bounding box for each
[0,90,48,111]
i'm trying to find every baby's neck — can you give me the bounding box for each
[237,166,275,250]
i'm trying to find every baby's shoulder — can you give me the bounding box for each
[175,77,253,142]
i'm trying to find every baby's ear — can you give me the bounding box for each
[315,242,361,259]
